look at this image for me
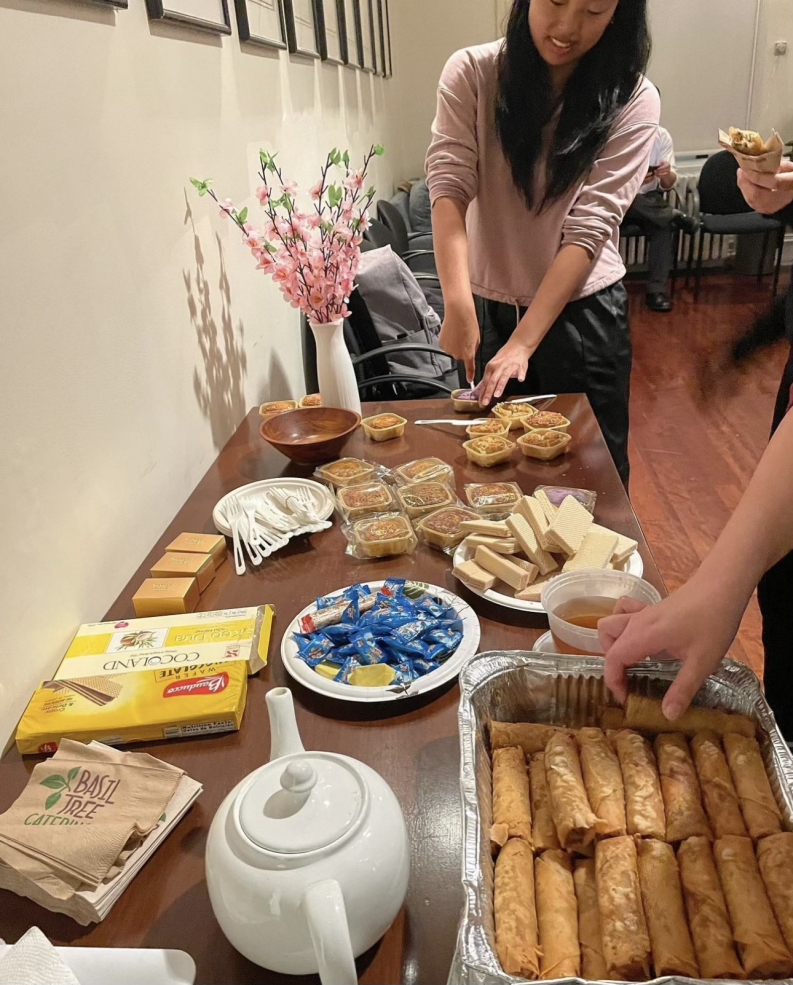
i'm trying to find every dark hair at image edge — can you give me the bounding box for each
[496,0,651,211]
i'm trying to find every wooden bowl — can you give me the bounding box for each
[259,407,361,466]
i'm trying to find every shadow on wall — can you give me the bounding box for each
[183,197,248,450]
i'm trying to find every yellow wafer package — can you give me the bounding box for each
[15,606,275,755]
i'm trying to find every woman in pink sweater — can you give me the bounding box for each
[426,0,659,481]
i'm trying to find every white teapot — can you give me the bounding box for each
[206,687,410,984]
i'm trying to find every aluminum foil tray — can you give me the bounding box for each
[449,651,793,985]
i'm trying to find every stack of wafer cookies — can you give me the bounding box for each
[453,491,638,602]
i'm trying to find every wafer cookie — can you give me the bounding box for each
[515,572,557,602]
[462,535,520,555]
[590,523,638,565]
[505,514,558,576]
[458,519,510,537]
[534,489,558,522]
[475,546,532,592]
[549,496,593,555]
[515,496,559,552]
[454,559,497,591]
[562,531,618,572]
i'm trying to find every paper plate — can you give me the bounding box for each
[213,478,335,537]
[281,580,480,703]
[451,543,644,614]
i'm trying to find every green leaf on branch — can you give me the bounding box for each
[321,220,334,233]
[189,177,212,197]
[330,148,342,167]
[41,775,66,790]
[342,150,350,167]
[328,185,343,208]
[366,185,376,198]
[373,144,385,156]
[265,242,277,254]
[259,150,278,172]
[237,207,248,224]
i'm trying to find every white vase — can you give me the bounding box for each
[309,319,362,416]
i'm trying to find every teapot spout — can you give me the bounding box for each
[266,687,305,761]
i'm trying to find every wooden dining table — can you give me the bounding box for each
[0,395,663,985]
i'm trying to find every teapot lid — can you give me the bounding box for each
[238,753,366,855]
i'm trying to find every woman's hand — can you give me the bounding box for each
[598,576,746,720]
[737,161,793,215]
[475,338,534,406]
[438,301,480,384]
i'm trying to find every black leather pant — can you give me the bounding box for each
[757,342,793,740]
[478,282,632,482]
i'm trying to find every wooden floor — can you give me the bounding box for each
[627,272,789,679]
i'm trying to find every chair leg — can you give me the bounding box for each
[694,231,705,302]
[758,231,770,282]
[671,228,680,300]
[773,227,785,297]
[686,231,696,290]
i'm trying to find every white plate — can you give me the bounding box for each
[55,947,195,985]
[281,580,481,703]
[213,478,335,537]
[451,543,644,614]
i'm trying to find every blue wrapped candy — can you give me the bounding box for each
[353,632,389,665]
[411,657,441,677]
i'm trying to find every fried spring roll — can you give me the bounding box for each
[545,732,600,851]
[578,727,627,838]
[637,839,699,978]
[595,836,651,981]
[535,849,580,980]
[490,721,575,758]
[529,752,560,851]
[574,858,607,980]
[613,729,666,840]
[691,730,748,838]
[678,836,744,979]
[715,834,793,978]
[494,838,540,979]
[723,733,782,839]
[622,694,755,738]
[655,733,712,842]
[757,832,793,954]
[490,746,532,850]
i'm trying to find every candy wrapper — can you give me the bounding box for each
[464,481,523,516]
[718,127,785,175]
[392,457,455,487]
[335,481,398,522]
[292,579,463,689]
[344,511,418,559]
[534,485,597,514]
[416,506,481,554]
[314,457,391,490]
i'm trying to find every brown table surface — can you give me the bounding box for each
[0,395,663,985]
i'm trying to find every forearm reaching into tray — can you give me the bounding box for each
[600,410,793,719]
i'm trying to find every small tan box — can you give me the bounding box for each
[151,551,215,592]
[165,532,227,567]
[133,578,200,617]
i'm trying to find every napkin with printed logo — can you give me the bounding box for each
[0,739,182,900]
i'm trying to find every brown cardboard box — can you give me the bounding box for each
[165,532,227,567]
[132,578,199,617]
[150,551,215,592]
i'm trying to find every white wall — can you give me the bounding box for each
[752,0,793,142]
[0,0,396,749]
[386,0,501,179]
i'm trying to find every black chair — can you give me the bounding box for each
[301,246,458,402]
[685,151,785,300]
[375,201,436,274]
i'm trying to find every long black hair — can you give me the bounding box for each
[496,0,651,211]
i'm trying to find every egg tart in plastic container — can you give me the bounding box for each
[492,402,534,429]
[416,506,481,551]
[465,419,510,439]
[517,428,571,461]
[361,412,408,442]
[395,481,456,520]
[350,513,417,558]
[316,457,376,489]
[520,410,570,432]
[462,435,516,468]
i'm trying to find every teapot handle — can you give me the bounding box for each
[303,879,357,985]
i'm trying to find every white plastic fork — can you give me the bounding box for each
[224,498,247,576]
[240,497,289,555]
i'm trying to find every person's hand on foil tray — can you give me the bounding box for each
[598,579,744,721]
